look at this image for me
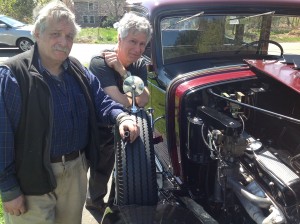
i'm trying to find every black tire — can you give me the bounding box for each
[115,110,158,206]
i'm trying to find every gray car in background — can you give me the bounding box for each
[0,15,34,52]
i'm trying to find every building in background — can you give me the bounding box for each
[61,0,75,12]
[73,0,125,27]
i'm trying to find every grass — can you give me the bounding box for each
[271,28,300,42]
[0,200,3,223]
[75,27,117,44]
[272,35,300,42]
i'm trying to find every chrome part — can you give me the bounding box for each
[123,75,145,96]
[123,76,145,113]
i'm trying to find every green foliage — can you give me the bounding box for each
[0,199,3,223]
[0,0,17,17]
[101,16,118,28]
[196,19,226,53]
[0,0,51,23]
[14,0,36,22]
[75,27,118,44]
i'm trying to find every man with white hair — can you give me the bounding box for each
[87,12,152,211]
[0,1,139,223]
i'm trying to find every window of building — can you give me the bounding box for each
[83,16,88,23]
[83,15,95,24]
[90,16,95,24]
[88,3,94,10]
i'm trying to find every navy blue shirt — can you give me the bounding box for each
[0,58,124,193]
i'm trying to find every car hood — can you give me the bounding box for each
[17,24,33,32]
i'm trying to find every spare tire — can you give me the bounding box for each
[115,109,158,206]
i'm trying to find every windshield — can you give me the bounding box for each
[160,13,300,64]
[0,16,25,27]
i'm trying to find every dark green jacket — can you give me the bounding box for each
[4,44,100,195]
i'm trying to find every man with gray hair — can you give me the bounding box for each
[87,12,152,211]
[0,1,139,223]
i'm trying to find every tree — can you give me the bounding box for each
[0,0,75,23]
[0,0,52,23]
[0,0,17,18]
[105,0,124,19]
[14,0,36,22]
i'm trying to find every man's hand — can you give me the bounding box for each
[119,118,140,143]
[103,52,126,76]
[3,194,27,216]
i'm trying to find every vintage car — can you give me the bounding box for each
[102,0,300,223]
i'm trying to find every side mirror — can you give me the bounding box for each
[123,75,145,113]
[0,24,8,28]
[123,76,145,97]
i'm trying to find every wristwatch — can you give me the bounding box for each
[123,70,131,79]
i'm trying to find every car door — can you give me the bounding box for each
[0,20,16,46]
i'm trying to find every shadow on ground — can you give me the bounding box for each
[0,47,22,60]
[82,202,105,224]
[86,207,104,223]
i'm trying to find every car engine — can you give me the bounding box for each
[182,75,300,223]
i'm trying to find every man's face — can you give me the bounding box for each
[35,18,76,65]
[118,30,147,65]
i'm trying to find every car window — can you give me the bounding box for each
[0,16,25,27]
[160,13,300,64]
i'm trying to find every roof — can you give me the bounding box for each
[127,0,300,7]
[125,0,300,18]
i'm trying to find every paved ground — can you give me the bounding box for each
[0,44,114,65]
[82,207,100,224]
[81,170,111,224]
[82,205,102,224]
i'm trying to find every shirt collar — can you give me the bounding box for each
[37,56,70,74]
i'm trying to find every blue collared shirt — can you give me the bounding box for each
[0,58,124,193]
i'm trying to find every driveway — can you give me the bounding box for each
[0,47,20,63]
[82,170,111,224]
[70,43,114,66]
[0,43,114,65]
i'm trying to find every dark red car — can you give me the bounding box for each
[102,0,300,223]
